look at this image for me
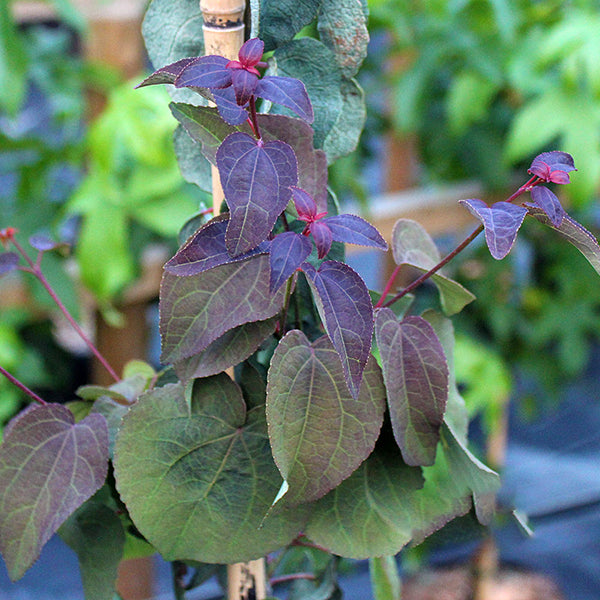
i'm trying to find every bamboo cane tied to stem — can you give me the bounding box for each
[199,2,267,599]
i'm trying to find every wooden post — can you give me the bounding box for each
[199,2,267,599]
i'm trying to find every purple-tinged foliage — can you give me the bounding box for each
[322,214,388,250]
[0,252,19,276]
[527,186,566,228]
[210,87,250,125]
[255,76,314,124]
[302,261,373,399]
[460,199,528,260]
[164,215,270,277]
[29,235,67,253]
[136,57,198,88]
[236,38,265,67]
[217,132,298,256]
[292,186,322,220]
[175,55,232,90]
[310,220,333,259]
[269,232,312,293]
[375,310,449,467]
[266,331,385,504]
[529,151,576,184]
[0,404,108,580]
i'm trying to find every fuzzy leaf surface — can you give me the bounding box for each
[0,405,108,580]
[217,132,298,256]
[375,310,448,466]
[256,76,314,123]
[258,0,322,51]
[266,331,385,504]
[323,214,387,250]
[160,253,285,364]
[114,377,307,563]
[527,186,565,228]
[303,260,373,399]
[269,232,312,292]
[460,199,527,260]
[392,219,475,315]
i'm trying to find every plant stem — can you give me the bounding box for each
[248,96,262,140]
[0,365,47,405]
[279,276,295,336]
[11,238,120,383]
[270,572,316,586]
[374,264,402,308]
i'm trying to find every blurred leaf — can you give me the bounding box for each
[0,2,28,116]
[369,556,401,600]
[447,71,497,135]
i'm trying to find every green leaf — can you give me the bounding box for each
[92,398,129,458]
[114,377,308,563]
[59,500,125,600]
[369,556,401,600]
[446,71,497,135]
[392,219,475,315]
[173,125,213,192]
[0,2,29,116]
[266,331,386,504]
[259,0,323,51]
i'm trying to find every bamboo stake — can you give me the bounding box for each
[199,2,266,599]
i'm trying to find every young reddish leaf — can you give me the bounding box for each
[527,207,600,276]
[374,310,449,466]
[175,55,232,90]
[459,199,527,260]
[230,68,259,105]
[266,331,385,504]
[164,215,269,277]
[256,76,314,123]
[310,221,333,259]
[528,151,576,184]
[238,38,264,67]
[211,87,249,125]
[217,132,298,256]
[302,260,373,399]
[136,57,198,88]
[160,253,286,364]
[0,404,109,580]
[0,252,19,276]
[527,186,565,228]
[322,214,388,250]
[291,186,319,219]
[269,231,312,293]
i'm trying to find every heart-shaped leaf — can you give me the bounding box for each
[322,214,387,250]
[302,260,373,399]
[269,232,312,293]
[266,331,385,504]
[217,132,298,256]
[526,186,565,228]
[160,253,286,364]
[0,404,109,580]
[375,310,449,466]
[114,377,308,564]
[256,76,314,123]
[460,199,527,260]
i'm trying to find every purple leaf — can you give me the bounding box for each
[269,232,312,293]
[266,331,385,504]
[212,87,249,125]
[322,214,388,250]
[0,252,19,276]
[527,186,565,227]
[164,215,269,276]
[217,132,298,256]
[238,38,264,66]
[136,57,198,88]
[291,186,319,220]
[529,151,576,184]
[374,310,448,466]
[175,55,232,90]
[302,260,373,399]
[0,405,108,580]
[460,199,527,260]
[310,221,333,259]
[231,68,259,106]
[256,76,314,123]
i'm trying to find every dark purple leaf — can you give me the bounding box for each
[256,76,314,123]
[238,38,264,66]
[291,186,318,220]
[322,214,388,250]
[460,199,527,260]
[160,253,286,364]
[528,207,600,275]
[374,310,448,466]
[164,215,269,276]
[266,331,385,504]
[529,151,576,184]
[136,57,198,88]
[175,55,232,90]
[217,132,298,256]
[212,87,249,125]
[302,260,373,399]
[527,186,565,227]
[0,405,108,580]
[310,221,333,259]
[269,232,312,293]
[0,252,19,276]
[231,69,259,106]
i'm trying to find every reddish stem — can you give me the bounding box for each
[248,96,262,140]
[270,572,316,586]
[374,263,402,309]
[0,364,47,405]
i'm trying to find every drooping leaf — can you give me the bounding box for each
[164,215,269,277]
[302,260,373,399]
[256,76,314,123]
[459,199,527,260]
[310,221,333,259]
[0,405,109,580]
[258,0,323,51]
[269,232,312,293]
[374,310,448,466]
[266,331,385,504]
[174,318,278,381]
[217,132,298,256]
[322,214,387,250]
[0,253,19,276]
[526,186,565,228]
[391,219,475,315]
[114,377,308,563]
[59,499,125,600]
[527,207,600,275]
[160,253,286,364]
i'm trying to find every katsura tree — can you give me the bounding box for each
[1,1,600,599]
